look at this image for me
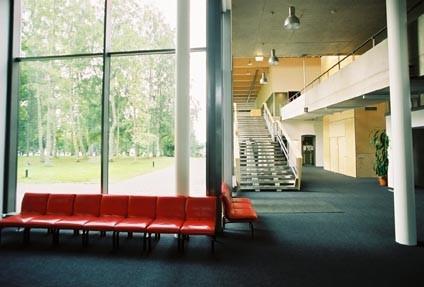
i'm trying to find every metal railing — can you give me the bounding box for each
[288,27,387,102]
[288,1,424,103]
[262,104,302,190]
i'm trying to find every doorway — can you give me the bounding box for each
[413,127,424,187]
[302,135,316,166]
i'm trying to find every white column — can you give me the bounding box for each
[176,0,190,196]
[0,0,11,212]
[386,0,417,246]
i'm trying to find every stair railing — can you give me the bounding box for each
[233,103,241,186]
[262,103,302,190]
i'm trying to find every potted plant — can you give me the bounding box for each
[370,129,389,186]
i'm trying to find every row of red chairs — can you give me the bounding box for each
[0,193,217,253]
[221,183,258,238]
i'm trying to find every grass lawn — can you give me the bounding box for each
[17,156,175,184]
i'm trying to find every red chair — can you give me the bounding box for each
[180,197,216,252]
[146,196,186,251]
[221,188,258,238]
[0,193,49,243]
[25,194,76,243]
[53,194,102,243]
[83,195,128,247]
[114,196,157,251]
[221,182,252,204]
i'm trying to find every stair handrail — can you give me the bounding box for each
[263,103,302,190]
[233,103,241,186]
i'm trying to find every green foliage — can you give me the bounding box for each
[370,129,389,176]
[18,156,174,183]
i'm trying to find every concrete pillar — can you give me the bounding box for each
[222,11,232,187]
[176,0,190,196]
[386,0,417,246]
[0,0,10,212]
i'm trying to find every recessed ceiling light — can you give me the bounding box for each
[255,55,264,62]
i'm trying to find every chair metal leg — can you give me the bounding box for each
[52,229,59,245]
[211,236,216,253]
[148,233,152,253]
[142,232,147,252]
[23,228,30,244]
[83,230,89,247]
[249,222,254,239]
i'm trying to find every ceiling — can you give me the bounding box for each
[232,0,420,58]
[232,57,269,103]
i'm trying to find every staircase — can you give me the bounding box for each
[235,103,297,191]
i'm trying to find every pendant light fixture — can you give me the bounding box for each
[268,49,279,65]
[259,72,268,85]
[284,6,300,30]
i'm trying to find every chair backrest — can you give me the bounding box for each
[46,194,76,216]
[74,194,102,217]
[127,196,157,219]
[21,193,50,215]
[156,196,186,220]
[220,194,232,218]
[100,195,128,217]
[185,197,216,221]
[221,182,233,206]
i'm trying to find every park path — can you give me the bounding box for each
[16,158,206,211]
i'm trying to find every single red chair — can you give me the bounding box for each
[180,197,216,252]
[221,187,258,238]
[221,182,252,204]
[83,195,128,247]
[0,193,49,244]
[114,196,157,252]
[53,194,102,243]
[146,196,186,251]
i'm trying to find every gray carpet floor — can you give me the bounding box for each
[0,167,423,287]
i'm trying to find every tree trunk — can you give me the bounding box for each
[36,88,45,163]
[109,90,117,160]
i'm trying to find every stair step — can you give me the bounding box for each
[238,185,297,191]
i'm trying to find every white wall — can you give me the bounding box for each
[0,0,10,213]
[270,58,321,92]
[280,119,324,167]
[386,109,424,188]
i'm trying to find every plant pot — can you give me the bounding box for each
[378,176,388,187]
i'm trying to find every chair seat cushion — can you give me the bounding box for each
[228,208,258,221]
[83,217,124,231]
[114,217,153,232]
[180,220,215,235]
[0,215,35,227]
[146,219,184,233]
[26,215,63,228]
[232,197,251,204]
[54,216,98,229]
[232,202,253,209]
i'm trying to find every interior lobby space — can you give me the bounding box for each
[1,0,424,286]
